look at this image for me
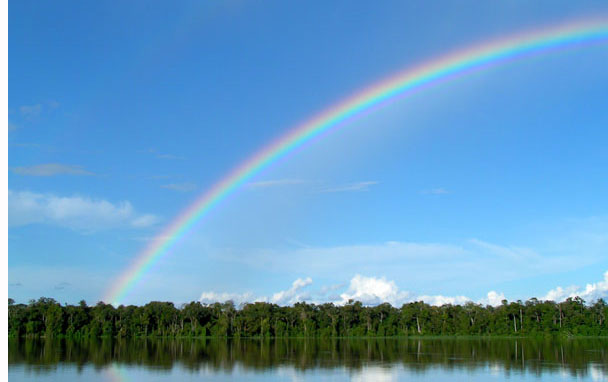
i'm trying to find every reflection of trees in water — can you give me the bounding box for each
[8,338,608,378]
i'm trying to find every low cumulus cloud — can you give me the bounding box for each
[543,271,608,302]
[8,190,159,231]
[199,278,314,306]
[338,275,410,306]
[12,163,94,176]
[271,277,313,305]
[198,271,608,308]
[199,291,259,306]
[199,275,494,307]
[337,275,495,307]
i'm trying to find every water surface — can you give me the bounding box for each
[8,337,608,381]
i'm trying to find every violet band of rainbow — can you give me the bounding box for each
[105,18,608,305]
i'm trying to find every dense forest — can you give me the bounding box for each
[8,296,608,338]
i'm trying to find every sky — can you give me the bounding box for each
[8,1,608,307]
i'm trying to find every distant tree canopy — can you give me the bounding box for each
[8,296,608,338]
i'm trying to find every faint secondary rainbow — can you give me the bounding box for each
[105,18,608,305]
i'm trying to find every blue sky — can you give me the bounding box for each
[8,1,608,306]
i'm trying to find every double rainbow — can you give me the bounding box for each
[105,18,608,305]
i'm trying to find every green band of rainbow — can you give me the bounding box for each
[105,18,608,305]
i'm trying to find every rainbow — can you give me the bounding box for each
[105,18,608,305]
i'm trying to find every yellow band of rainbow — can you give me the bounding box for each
[105,18,608,305]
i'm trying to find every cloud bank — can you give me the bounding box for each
[199,272,608,307]
[8,190,159,231]
[543,271,608,302]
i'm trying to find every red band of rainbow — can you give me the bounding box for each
[105,18,608,305]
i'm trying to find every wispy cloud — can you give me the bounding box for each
[131,214,161,228]
[216,233,601,293]
[144,148,185,160]
[161,183,197,192]
[8,190,160,231]
[11,163,94,176]
[19,104,42,117]
[421,188,450,195]
[8,121,18,132]
[469,238,544,263]
[319,181,378,193]
[247,179,308,189]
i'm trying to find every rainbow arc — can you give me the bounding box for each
[105,18,608,305]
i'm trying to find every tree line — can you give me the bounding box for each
[8,296,607,338]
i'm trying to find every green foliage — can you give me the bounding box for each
[7,296,608,338]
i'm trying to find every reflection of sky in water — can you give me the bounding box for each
[7,363,605,381]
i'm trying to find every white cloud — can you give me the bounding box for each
[479,291,507,306]
[197,272,608,307]
[199,291,260,306]
[339,275,410,306]
[161,183,196,192]
[247,179,308,189]
[196,274,502,307]
[337,275,501,307]
[12,163,94,176]
[543,271,608,302]
[319,181,378,193]
[8,190,159,231]
[418,294,471,306]
[271,277,312,305]
[199,278,314,306]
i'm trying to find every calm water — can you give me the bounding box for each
[8,338,608,381]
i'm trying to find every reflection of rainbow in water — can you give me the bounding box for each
[104,17,608,305]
